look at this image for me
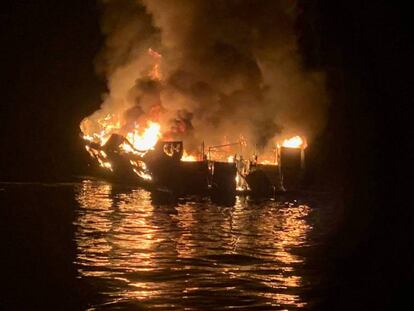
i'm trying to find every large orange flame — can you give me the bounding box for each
[281,136,306,149]
[126,121,161,151]
[181,151,197,162]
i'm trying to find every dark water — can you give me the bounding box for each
[1,180,340,310]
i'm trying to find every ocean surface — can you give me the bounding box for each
[1,180,341,310]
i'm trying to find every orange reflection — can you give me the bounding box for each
[74,180,313,309]
[75,180,160,301]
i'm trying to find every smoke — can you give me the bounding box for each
[82,0,328,153]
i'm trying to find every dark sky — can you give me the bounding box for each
[1,0,104,180]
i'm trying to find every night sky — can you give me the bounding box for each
[0,0,411,309]
[1,1,104,180]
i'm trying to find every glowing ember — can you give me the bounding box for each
[129,160,147,170]
[101,162,113,170]
[133,169,152,180]
[84,145,113,171]
[281,136,306,149]
[130,160,152,180]
[126,122,161,151]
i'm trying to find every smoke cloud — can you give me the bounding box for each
[82,0,328,153]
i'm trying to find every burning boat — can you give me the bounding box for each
[78,40,312,197]
[82,122,307,197]
[77,0,328,199]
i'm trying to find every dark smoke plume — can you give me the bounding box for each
[82,0,328,153]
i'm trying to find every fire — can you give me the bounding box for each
[80,47,164,152]
[126,121,161,151]
[148,48,162,80]
[259,160,277,166]
[80,43,308,180]
[181,151,197,162]
[132,169,152,181]
[281,136,306,149]
[120,142,139,155]
[85,145,113,171]
[83,135,94,142]
[80,113,121,146]
[130,160,152,181]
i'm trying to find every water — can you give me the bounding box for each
[1,180,340,310]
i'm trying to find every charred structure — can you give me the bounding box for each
[280,146,305,191]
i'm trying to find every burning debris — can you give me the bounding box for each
[79,0,324,196]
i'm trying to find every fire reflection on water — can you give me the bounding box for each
[74,180,314,309]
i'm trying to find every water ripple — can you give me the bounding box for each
[74,179,333,310]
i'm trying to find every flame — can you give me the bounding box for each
[148,48,162,80]
[80,113,121,147]
[83,135,94,142]
[259,160,277,166]
[126,122,161,151]
[120,142,139,155]
[80,47,165,173]
[85,145,113,171]
[83,119,161,153]
[96,114,121,146]
[130,160,152,180]
[82,120,162,173]
[181,151,197,162]
[101,161,113,170]
[80,44,308,177]
[281,136,306,149]
[133,169,152,181]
